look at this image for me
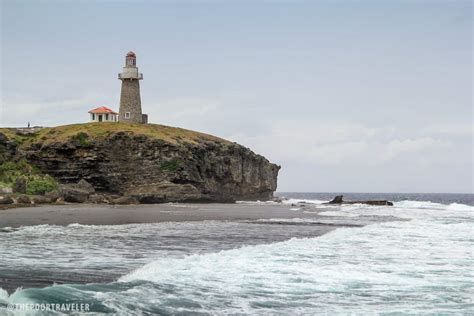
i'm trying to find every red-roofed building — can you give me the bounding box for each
[88,106,119,122]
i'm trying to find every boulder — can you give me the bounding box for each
[12,178,27,194]
[60,185,89,203]
[328,195,344,204]
[31,195,52,204]
[88,194,107,204]
[77,179,95,195]
[45,190,62,203]
[0,187,12,194]
[111,196,138,205]
[326,195,393,206]
[16,194,31,204]
[0,195,14,204]
[105,194,122,203]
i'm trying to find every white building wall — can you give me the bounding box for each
[89,113,118,122]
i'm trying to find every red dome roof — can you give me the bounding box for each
[126,51,136,58]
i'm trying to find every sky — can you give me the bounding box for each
[1,0,472,193]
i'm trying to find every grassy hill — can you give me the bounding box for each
[0,122,231,148]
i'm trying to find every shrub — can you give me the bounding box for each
[160,159,181,172]
[0,159,58,194]
[70,132,91,147]
[0,159,35,182]
[26,176,58,195]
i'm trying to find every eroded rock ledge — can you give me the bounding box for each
[0,123,280,203]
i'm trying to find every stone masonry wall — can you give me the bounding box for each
[118,80,143,124]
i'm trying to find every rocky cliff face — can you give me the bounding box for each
[0,124,280,202]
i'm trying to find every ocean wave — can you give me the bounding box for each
[281,198,327,205]
[114,216,472,313]
[394,200,473,211]
[1,208,472,314]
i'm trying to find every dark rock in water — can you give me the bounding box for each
[326,195,393,206]
[111,196,138,205]
[328,195,344,204]
[1,124,279,202]
[16,194,31,204]
[0,195,14,204]
[60,185,89,203]
[31,195,52,204]
[345,200,394,206]
[77,179,95,195]
[12,177,26,194]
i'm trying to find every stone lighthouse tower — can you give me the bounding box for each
[118,51,147,123]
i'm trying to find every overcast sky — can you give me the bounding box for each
[1,0,472,193]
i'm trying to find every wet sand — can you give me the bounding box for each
[0,203,328,228]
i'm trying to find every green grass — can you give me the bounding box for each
[0,122,231,148]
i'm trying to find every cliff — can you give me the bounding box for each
[0,123,280,202]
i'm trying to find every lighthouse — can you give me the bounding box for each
[118,51,147,124]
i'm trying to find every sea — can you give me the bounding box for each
[0,192,472,315]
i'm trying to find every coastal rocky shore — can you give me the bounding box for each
[0,123,280,204]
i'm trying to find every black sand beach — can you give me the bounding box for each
[0,203,329,228]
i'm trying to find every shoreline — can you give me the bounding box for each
[0,202,330,228]
[0,202,341,293]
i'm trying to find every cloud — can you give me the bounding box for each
[1,94,114,127]
[148,97,222,121]
[421,124,473,138]
[228,119,461,168]
[382,137,438,161]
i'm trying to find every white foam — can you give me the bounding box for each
[235,200,280,205]
[281,198,327,205]
[0,288,8,302]
[318,210,359,217]
[446,202,474,211]
[116,206,473,314]
[394,200,473,211]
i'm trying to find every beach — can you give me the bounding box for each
[0,202,342,228]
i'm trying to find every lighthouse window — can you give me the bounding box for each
[125,112,131,119]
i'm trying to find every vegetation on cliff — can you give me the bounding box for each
[0,159,59,195]
[0,122,230,149]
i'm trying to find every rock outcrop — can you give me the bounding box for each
[327,195,393,206]
[0,196,14,205]
[0,123,280,203]
[16,195,31,204]
[328,195,343,204]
